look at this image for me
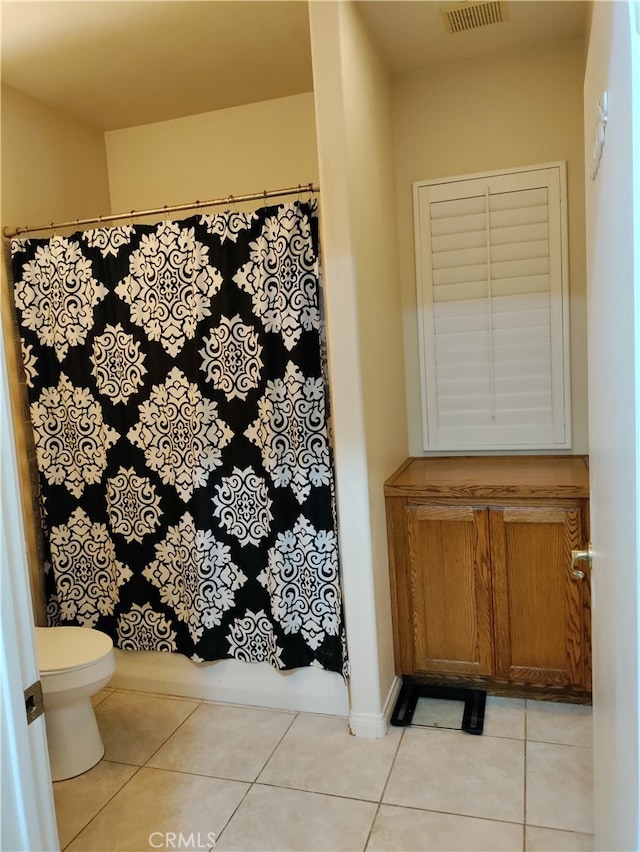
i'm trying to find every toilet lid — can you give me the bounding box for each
[36,626,114,674]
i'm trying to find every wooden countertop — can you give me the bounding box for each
[384,456,590,500]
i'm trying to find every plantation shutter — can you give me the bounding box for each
[414,164,571,451]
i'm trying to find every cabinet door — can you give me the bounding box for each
[406,505,493,676]
[490,505,589,689]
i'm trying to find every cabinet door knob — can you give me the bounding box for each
[570,544,593,579]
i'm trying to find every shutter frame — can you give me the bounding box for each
[414,163,571,452]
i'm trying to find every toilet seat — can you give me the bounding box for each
[36,626,113,674]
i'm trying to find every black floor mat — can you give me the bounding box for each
[390,681,486,735]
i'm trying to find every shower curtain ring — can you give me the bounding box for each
[306,183,315,206]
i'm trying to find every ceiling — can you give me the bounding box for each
[361,0,589,73]
[1,0,589,132]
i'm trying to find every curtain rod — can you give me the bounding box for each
[3,183,320,238]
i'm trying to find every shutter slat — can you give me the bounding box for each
[490,205,548,229]
[432,229,486,253]
[490,187,548,211]
[434,298,489,318]
[493,326,550,346]
[439,409,553,428]
[435,313,489,334]
[494,357,552,376]
[491,275,550,297]
[491,257,549,280]
[430,196,485,219]
[435,330,491,351]
[439,391,553,414]
[432,281,489,302]
[492,309,550,329]
[490,222,548,246]
[491,239,549,263]
[437,366,553,387]
[433,263,488,287]
[431,214,486,237]
[432,245,487,270]
[492,293,549,312]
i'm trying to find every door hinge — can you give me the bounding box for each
[24,680,45,725]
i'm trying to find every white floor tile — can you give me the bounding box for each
[95,690,199,766]
[367,804,524,851]
[383,728,525,823]
[66,766,248,851]
[258,712,401,800]
[215,784,377,851]
[526,741,593,833]
[90,687,114,708]
[526,701,593,748]
[53,760,137,849]
[525,825,594,851]
[148,702,295,782]
[483,696,526,739]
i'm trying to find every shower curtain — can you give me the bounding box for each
[10,200,347,676]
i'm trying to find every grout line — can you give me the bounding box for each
[378,724,405,805]
[368,801,526,827]
[141,696,204,766]
[213,764,266,848]
[249,779,383,805]
[251,709,299,785]
[362,722,407,852]
[362,725,405,851]
[211,710,300,848]
[110,686,204,703]
[362,802,382,852]
[58,763,144,850]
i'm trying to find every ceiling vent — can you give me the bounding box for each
[443,1,506,33]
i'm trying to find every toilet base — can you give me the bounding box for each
[43,696,105,781]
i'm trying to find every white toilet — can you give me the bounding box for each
[35,626,115,781]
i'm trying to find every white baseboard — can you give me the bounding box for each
[111,649,349,716]
[383,674,403,724]
[348,675,402,738]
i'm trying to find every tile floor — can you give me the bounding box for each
[52,688,593,852]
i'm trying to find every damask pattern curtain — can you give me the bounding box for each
[11,201,347,675]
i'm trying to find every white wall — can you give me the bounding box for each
[1,83,111,228]
[583,2,639,848]
[103,91,348,717]
[1,84,112,626]
[105,93,319,210]
[392,40,588,455]
[310,0,407,734]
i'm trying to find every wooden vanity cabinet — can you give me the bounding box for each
[384,456,591,699]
